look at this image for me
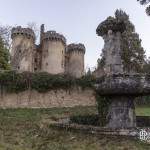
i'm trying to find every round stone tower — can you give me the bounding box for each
[11,26,35,71]
[66,43,85,78]
[41,30,66,74]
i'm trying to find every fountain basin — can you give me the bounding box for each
[95,73,150,96]
[95,73,150,129]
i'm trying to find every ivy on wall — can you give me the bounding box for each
[0,70,111,126]
[95,94,111,126]
[0,71,95,93]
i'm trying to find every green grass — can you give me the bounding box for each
[0,106,149,150]
[136,106,150,116]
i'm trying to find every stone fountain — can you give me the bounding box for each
[96,17,150,129]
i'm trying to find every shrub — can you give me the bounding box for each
[96,94,111,126]
[0,71,96,93]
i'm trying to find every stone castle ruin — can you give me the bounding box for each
[11,25,85,78]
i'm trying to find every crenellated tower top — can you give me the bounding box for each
[67,43,85,53]
[41,30,66,46]
[11,26,35,40]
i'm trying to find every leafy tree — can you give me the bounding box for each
[0,36,10,70]
[137,0,150,15]
[116,10,146,72]
[0,25,12,70]
[97,53,105,69]
[86,68,92,76]
[97,10,146,73]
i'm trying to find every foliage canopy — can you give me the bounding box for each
[137,0,150,15]
[0,37,10,70]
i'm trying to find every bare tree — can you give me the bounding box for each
[27,22,39,41]
[0,25,12,49]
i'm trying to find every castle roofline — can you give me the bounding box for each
[67,43,86,53]
[11,26,35,40]
[42,30,66,45]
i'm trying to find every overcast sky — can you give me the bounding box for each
[0,0,150,70]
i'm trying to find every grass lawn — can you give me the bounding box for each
[0,106,149,149]
[135,106,150,116]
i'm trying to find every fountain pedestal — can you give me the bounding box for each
[107,96,136,128]
[96,73,150,128]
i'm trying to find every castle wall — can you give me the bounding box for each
[0,88,96,108]
[11,36,35,71]
[67,51,84,78]
[33,47,42,72]
[41,40,65,74]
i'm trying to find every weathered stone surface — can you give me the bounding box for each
[98,30,123,75]
[95,19,145,129]
[42,30,66,46]
[95,72,150,128]
[106,96,136,128]
[11,27,35,72]
[96,17,126,36]
[0,88,96,108]
[96,74,150,96]
[67,43,85,53]
[41,39,66,74]
[66,43,85,78]
[11,26,35,40]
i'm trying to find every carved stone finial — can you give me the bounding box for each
[97,18,124,75]
[96,17,126,37]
